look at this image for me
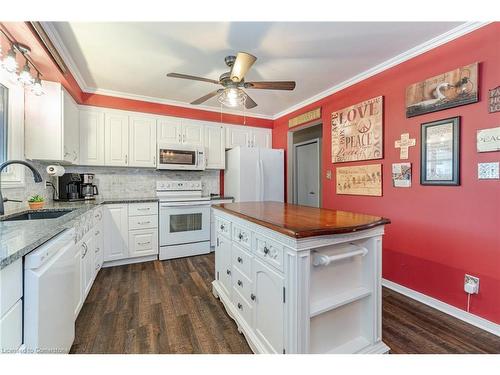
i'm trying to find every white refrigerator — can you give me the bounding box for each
[224,147,284,202]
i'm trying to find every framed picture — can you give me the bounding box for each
[392,163,412,188]
[420,117,460,186]
[405,63,478,118]
[336,164,382,196]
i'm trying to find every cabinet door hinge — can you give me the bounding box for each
[283,287,286,303]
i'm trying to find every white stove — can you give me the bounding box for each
[156,180,211,260]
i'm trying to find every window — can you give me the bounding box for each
[0,83,7,165]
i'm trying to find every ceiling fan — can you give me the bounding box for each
[166,52,296,109]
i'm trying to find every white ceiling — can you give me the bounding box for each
[48,22,465,118]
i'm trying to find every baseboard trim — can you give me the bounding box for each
[102,254,158,268]
[382,279,500,337]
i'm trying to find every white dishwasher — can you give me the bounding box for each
[24,228,76,354]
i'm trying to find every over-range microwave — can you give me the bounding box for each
[157,143,206,171]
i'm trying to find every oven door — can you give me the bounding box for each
[159,202,211,246]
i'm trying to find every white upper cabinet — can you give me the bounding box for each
[252,128,272,148]
[182,120,204,146]
[79,110,105,166]
[226,126,251,148]
[225,125,272,149]
[25,80,80,164]
[204,124,225,169]
[105,113,129,166]
[129,115,156,167]
[157,116,182,144]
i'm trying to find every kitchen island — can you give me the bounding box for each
[211,202,390,354]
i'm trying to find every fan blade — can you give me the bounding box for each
[246,81,296,90]
[230,52,257,83]
[167,73,219,85]
[244,92,258,109]
[190,89,222,105]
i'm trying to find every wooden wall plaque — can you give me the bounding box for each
[336,164,382,196]
[288,107,321,128]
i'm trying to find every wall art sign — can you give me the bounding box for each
[420,117,460,186]
[478,162,499,180]
[289,107,321,128]
[489,86,500,113]
[394,133,416,160]
[405,62,478,118]
[477,126,500,152]
[331,96,383,163]
[392,163,412,188]
[336,164,382,196]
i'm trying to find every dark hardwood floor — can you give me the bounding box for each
[70,253,500,354]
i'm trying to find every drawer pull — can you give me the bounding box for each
[238,233,243,240]
[138,221,151,225]
[226,269,231,275]
[137,207,150,211]
[251,293,256,301]
[237,280,243,287]
[220,224,225,230]
[237,256,243,263]
[138,241,151,246]
[263,246,270,255]
[237,303,243,310]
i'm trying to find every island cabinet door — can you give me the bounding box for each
[215,235,232,297]
[252,258,285,354]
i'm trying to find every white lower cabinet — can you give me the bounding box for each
[215,235,232,298]
[0,259,23,352]
[103,202,158,265]
[73,243,83,319]
[81,233,95,298]
[253,258,284,353]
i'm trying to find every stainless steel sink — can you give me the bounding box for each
[0,209,74,222]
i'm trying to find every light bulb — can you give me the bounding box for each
[18,61,34,86]
[2,48,18,73]
[31,74,44,96]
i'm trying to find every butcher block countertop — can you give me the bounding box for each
[212,202,390,239]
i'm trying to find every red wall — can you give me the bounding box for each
[273,23,500,324]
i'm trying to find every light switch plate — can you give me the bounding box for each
[478,162,500,179]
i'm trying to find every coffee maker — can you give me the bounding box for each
[80,173,99,200]
[57,173,83,201]
[56,173,99,201]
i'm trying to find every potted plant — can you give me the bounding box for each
[28,195,45,210]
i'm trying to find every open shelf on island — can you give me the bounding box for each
[310,287,372,318]
[325,336,371,354]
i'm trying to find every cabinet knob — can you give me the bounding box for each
[220,224,225,230]
[238,233,243,240]
[251,293,256,301]
[263,246,270,255]
[237,303,243,310]
[226,269,231,275]
[237,256,243,263]
[237,280,243,287]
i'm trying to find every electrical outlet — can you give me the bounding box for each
[464,274,480,294]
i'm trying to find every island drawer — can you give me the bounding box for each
[128,202,158,217]
[232,224,251,249]
[232,287,253,327]
[129,214,158,230]
[232,265,253,304]
[231,243,252,279]
[216,217,231,239]
[254,233,284,272]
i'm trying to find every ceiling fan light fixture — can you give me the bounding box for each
[218,87,246,108]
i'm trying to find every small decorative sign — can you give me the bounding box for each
[394,133,416,160]
[331,96,383,163]
[289,107,321,128]
[336,164,382,196]
[392,163,412,188]
[489,86,500,113]
[477,126,500,152]
[405,62,478,118]
[478,162,499,180]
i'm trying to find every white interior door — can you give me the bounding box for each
[294,140,320,207]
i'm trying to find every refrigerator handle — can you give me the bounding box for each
[259,159,265,201]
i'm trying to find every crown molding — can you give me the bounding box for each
[272,21,491,120]
[41,21,491,122]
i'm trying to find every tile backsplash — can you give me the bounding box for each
[1,162,220,213]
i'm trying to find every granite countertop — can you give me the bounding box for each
[213,201,390,239]
[0,197,159,270]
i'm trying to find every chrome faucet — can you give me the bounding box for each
[0,160,43,215]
